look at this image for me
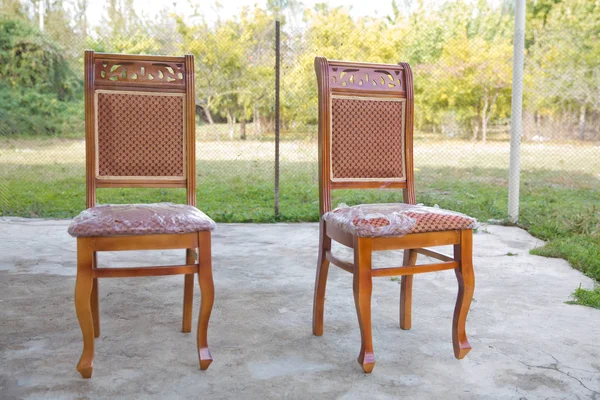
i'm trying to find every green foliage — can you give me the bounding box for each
[531,234,600,281]
[176,7,274,138]
[0,18,78,99]
[568,286,600,309]
[0,85,83,136]
[0,17,82,137]
[88,33,162,55]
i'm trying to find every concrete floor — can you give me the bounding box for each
[0,218,599,399]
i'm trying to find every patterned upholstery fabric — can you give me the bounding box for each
[68,203,216,237]
[331,97,404,180]
[323,203,477,238]
[97,92,184,177]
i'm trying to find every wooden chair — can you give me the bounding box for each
[313,57,477,373]
[68,50,215,378]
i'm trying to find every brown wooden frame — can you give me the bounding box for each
[313,57,475,373]
[74,50,213,378]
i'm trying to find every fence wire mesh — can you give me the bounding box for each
[1,0,599,222]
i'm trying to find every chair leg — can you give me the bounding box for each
[182,249,195,333]
[453,230,475,359]
[91,251,100,338]
[313,220,331,336]
[353,237,375,373]
[75,238,95,378]
[91,278,100,338]
[197,231,214,370]
[400,250,418,330]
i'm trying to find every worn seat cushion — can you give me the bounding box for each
[68,203,216,237]
[323,203,477,238]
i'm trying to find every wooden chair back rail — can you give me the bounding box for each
[312,57,475,374]
[96,180,186,189]
[330,181,407,190]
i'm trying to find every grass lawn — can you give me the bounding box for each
[1,138,599,307]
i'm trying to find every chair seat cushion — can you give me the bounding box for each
[68,203,216,237]
[323,203,477,238]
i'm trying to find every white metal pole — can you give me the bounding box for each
[39,0,44,32]
[508,0,526,223]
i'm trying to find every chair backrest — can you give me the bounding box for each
[314,57,415,216]
[84,50,196,208]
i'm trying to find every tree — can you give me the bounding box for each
[0,17,81,136]
[177,6,274,140]
[527,0,600,141]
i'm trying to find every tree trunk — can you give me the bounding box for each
[240,114,247,140]
[226,109,236,140]
[202,105,214,125]
[481,95,488,144]
[254,103,262,137]
[472,123,479,141]
[578,104,586,141]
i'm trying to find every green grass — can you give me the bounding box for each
[567,286,600,309]
[1,139,599,308]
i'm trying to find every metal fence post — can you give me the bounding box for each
[508,0,526,223]
[274,20,281,218]
[39,0,44,31]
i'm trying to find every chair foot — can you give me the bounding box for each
[77,360,93,379]
[453,341,472,359]
[199,347,213,370]
[357,351,376,373]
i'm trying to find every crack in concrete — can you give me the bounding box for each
[489,346,600,398]
[541,350,599,374]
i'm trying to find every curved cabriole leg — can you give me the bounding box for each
[353,237,375,373]
[75,238,95,378]
[313,220,331,336]
[182,249,195,333]
[400,250,418,330]
[91,252,100,338]
[197,231,214,370]
[453,230,475,359]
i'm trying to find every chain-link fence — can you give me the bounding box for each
[1,1,599,224]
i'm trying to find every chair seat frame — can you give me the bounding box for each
[312,57,475,373]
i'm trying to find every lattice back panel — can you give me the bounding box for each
[95,91,185,178]
[330,96,405,181]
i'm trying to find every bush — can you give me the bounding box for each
[0,84,83,137]
[0,17,82,137]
